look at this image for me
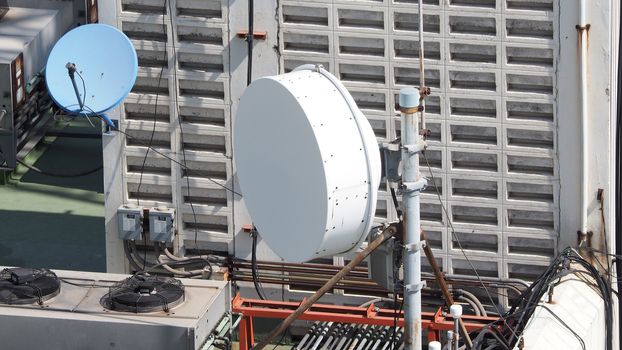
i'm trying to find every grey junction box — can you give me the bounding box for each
[149,206,175,242]
[117,204,143,240]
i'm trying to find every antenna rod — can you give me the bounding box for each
[65,62,83,111]
[418,0,426,131]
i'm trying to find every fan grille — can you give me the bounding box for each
[0,268,61,305]
[101,274,185,313]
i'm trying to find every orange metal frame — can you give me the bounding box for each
[232,294,498,349]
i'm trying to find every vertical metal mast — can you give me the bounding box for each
[401,1,428,349]
[399,89,426,350]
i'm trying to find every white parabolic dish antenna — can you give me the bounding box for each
[234,65,381,262]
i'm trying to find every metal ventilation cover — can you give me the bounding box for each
[234,65,381,262]
[0,268,61,305]
[101,273,185,313]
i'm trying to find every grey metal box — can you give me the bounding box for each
[117,204,143,240]
[149,206,175,242]
[0,5,71,170]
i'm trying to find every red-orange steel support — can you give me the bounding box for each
[232,294,497,350]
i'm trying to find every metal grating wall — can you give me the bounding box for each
[105,0,561,281]
[278,0,559,282]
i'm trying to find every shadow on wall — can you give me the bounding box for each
[0,210,106,272]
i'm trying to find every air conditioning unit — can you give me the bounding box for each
[0,267,230,350]
[0,4,71,170]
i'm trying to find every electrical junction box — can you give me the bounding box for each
[117,204,143,240]
[368,228,401,292]
[149,206,175,242]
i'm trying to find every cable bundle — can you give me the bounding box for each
[471,247,614,350]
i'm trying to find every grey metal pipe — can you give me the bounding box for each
[363,326,382,350]
[578,0,589,237]
[310,322,332,350]
[332,324,353,350]
[457,289,487,317]
[297,322,318,350]
[347,325,367,350]
[356,325,373,350]
[370,327,390,350]
[400,87,426,350]
[322,323,343,350]
[456,297,480,317]
[443,274,530,289]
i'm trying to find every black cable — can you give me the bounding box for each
[0,147,9,166]
[479,248,613,350]
[135,0,168,270]
[166,0,200,250]
[389,188,401,218]
[251,229,267,300]
[615,13,622,348]
[422,151,519,341]
[247,0,254,86]
[75,71,87,113]
[136,1,166,208]
[60,279,110,288]
[391,295,402,350]
[0,94,102,179]
[16,158,102,178]
[597,192,612,281]
[534,304,586,350]
[271,330,287,350]
[82,106,241,196]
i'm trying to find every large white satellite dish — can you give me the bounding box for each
[234,65,381,262]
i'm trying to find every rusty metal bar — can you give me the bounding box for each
[421,232,473,349]
[252,225,399,350]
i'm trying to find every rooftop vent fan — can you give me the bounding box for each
[101,274,185,313]
[0,268,61,305]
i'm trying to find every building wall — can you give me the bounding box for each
[100,0,615,295]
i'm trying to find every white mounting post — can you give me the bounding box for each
[400,87,427,350]
[450,304,463,350]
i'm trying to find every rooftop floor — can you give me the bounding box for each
[0,118,105,271]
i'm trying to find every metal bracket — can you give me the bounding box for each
[404,240,426,253]
[405,281,427,293]
[401,178,427,192]
[236,30,268,40]
[381,141,401,185]
[404,139,427,154]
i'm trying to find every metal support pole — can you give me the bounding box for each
[577,0,590,236]
[421,232,472,349]
[450,304,462,350]
[446,331,453,350]
[399,88,426,350]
